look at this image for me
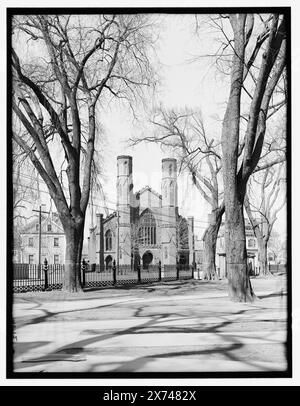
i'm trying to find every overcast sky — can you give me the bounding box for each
[91,14,230,238]
[11,12,287,241]
[87,14,286,239]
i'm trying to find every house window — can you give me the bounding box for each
[28,237,34,247]
[28,254,34,264]
[105,230,112,251]
[54,254,59,264]
[138,209,156,245]
[248,238,256,248]
[47,224,52,232]
[54,237,59,247]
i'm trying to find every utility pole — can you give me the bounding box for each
[33,205,49,277]
[116,209,120,270]
[98,213,104,272]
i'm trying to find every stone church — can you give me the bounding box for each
[88,156,195,270]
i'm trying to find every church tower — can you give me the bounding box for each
[161,158,178,267]
[117,155,133,266]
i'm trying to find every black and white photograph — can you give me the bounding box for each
[3,2,296,386]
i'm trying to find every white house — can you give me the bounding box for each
[19,213,66,265]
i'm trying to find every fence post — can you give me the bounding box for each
[158,260,161,282]
[137,264,141,283]
[112,260,117,285]
[81,259,86,287]
[43,258,49,290]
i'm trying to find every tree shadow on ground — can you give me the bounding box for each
[13,303,285,373]
[14,297,148,329]
[257,291,286,300]
[14,341,50,356]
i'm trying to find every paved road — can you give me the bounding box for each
[12,277,288,373]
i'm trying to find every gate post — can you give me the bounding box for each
[158,260,162,282]
[43,258,49,290]
[81,259,86,287]
[137,263,141,283]
[112,260,117,285]
[176,263,180,280]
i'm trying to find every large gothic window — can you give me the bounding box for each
[178,217,189,251]
[177,217,189,265]
[138,209,156,246]
[105,230,112,251]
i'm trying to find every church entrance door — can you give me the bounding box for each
[105,255,113,269]
[142,251,153,270]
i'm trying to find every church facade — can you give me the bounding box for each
[88,156,195,270]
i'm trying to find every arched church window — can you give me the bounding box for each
[169,163,172,175]
[138,209,156,246]
[178,217,189,251]
[164,182,168,198]
[170,180,174,205]
[105,230,112,251]
[248,238,256,248]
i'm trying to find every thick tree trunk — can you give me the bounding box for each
[258,237,273,277]
[203,228,217,280]
[63,222,84,292]
[203,210,223,280]
[225,201,256,302]
[221,15,256,302]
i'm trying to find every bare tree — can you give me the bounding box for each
[130,222,142,270]
[11,14,157,292]
[12,139,42,260]
[268,229,286,265]
[12,140,40,220]
[245,162,286,276]
[176,215,190,265]
[220,13,286,301]
[131,107,224,279]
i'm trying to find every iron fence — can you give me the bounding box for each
[269,264,287,274]
[13,262,194,293]
[13,264,63,293]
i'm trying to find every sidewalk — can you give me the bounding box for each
[12,276,288,373]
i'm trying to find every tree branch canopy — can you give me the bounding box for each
[12,14,158,291]
[12,14,157,229]
[131,106,222,210]
[239,16,286,189]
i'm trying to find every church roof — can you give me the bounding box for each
[135,185,162,199]
[103,211,117,224]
